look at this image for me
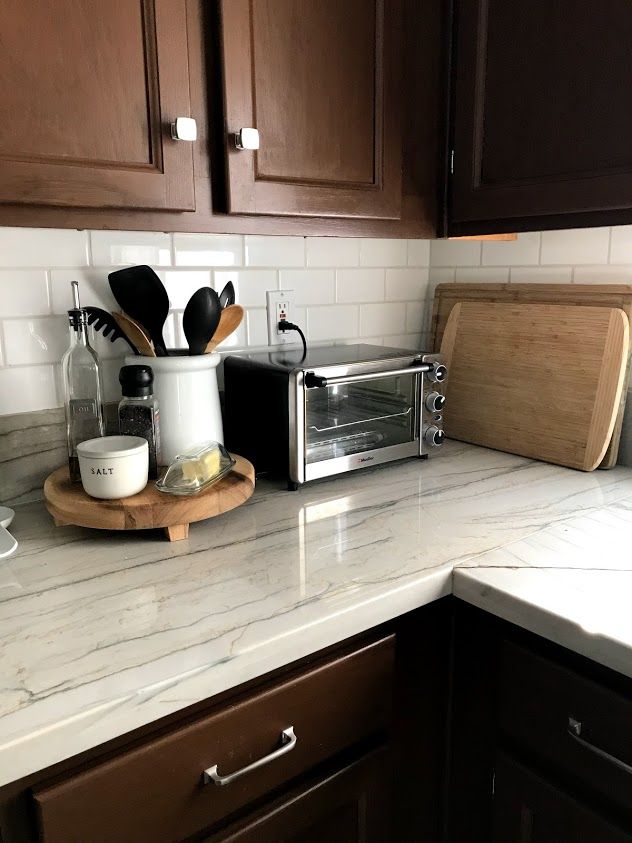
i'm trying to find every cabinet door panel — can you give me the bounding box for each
[0,0,195,210]
[493,752,632,843]
[451,0,632,226]
[219,0,402,219]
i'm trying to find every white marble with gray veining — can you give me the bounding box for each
[1,441,632,788]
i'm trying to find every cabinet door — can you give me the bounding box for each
[492,752,632,842]
[0,0,195,211]
[450,0,632,230]
[219,0,402,219]
[206,748,392,843]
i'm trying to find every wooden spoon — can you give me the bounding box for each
[112,312,156,357]
[204,305,244,353]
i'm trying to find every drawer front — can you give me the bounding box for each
[34,636,395,843]
[498,640,632,815]
[493,752,632,843]
[205,746,392,843]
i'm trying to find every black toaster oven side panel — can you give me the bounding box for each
[223,357,292,478]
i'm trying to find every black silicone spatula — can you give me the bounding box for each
[108,265,170,356]
[183,287,221,355]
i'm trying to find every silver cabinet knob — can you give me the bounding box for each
[171,117,197,142]
[235,128,260,150]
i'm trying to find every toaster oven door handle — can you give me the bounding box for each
[304,364,433,389]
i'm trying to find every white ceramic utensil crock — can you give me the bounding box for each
[77,435,148,499]
[127,353,223,464]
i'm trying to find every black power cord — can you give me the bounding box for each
[278,319,307,360]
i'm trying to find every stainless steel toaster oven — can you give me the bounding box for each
[224,344,447,489]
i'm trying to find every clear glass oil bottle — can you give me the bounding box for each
[61,282,104,481]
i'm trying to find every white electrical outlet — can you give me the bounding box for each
[266,289,296,345]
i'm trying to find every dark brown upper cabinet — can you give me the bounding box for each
[218,0,403,219]
[0,0,196,211]
[448,0,632,235]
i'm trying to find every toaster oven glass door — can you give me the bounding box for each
[304,373,417,465]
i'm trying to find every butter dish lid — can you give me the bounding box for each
[156,441,235,496]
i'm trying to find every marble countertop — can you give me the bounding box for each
[2,441,632,788]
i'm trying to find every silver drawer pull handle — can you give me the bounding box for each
[203,726,297,787]
[567,717,632,775]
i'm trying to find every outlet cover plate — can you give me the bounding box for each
[266,289,296,345]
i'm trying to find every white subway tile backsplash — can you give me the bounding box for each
[385,268,429,301]
[382,333,423,350]
[3,317,67,365]
[0,228,88,268]
[405,301,426,334]
[430,239,482,267]
[609,226,632,264]
[540,227,610,264]
[245,236,305,267]
[359,302,406,337]
[0,365,58,414]
[173,233,243,267]
[162,270,211,309]
[306,237,359,267]
[455,266,510,283]
[278,269,335,305]
[213,269,277,308]
[482,232,540,266]
[407,239,431,267]
[246,308,269,346]
[360,238,407,267]
[307,304,358,341]
[89,231,171,267]
[336,269,384,303]
[429,267,456,284]
[0,270,50,316]
[50,268,118,314]
[572,265,632,283]
[510,266,573,283]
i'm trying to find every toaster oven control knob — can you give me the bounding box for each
[427,363,447,383]
[424,425,445,447]
[425,392,446,413]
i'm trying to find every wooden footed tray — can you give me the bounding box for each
[43,455,255,541]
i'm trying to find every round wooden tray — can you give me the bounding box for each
[43,454,255,542]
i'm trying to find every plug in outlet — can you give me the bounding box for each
[266,290,296,345]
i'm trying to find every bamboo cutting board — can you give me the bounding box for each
[431,283,632,467]
[440,302,629,471]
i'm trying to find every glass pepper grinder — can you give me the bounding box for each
[118,365,161,479]
[61,281,105,482]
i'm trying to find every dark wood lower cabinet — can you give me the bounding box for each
[492,752,632,843]
[205,747,391,842]
[0,602,451,843]
[448,601,632,843]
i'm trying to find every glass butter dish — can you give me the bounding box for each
[156,441,235,496]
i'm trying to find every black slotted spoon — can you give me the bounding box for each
[85,306,138,354]
[108,265,170,356]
